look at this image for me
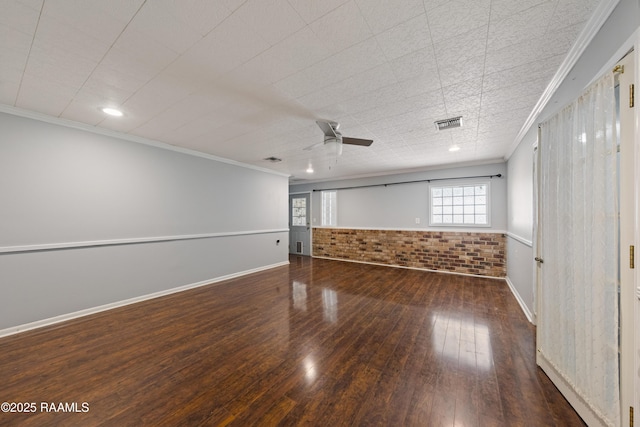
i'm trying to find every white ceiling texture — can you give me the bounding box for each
[1,0,603,182]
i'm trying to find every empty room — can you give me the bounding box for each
[1,0,639,426]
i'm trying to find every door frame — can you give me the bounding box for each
[289,191,312,256]
[532,140,540,325]
[616,48,636,427]
[602,29,640,427]
[632,32,640,427]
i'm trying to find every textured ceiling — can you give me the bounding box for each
[1,0,602,181]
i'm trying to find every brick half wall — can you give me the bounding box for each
[312,228,506,278]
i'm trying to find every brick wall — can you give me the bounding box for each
[312,228,506,278]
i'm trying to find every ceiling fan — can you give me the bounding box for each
[304,120,373,156]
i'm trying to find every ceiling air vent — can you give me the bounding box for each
[263,156,282,162]
[434,116,462,131]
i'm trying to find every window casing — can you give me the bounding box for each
[321,190,337,226]
[429,183,490,226]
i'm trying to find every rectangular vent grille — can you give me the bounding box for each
[435,116,462,131]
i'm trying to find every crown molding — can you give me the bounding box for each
[504,0,621,160]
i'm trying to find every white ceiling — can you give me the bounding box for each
[1,0,602,182]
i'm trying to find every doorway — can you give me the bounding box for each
[289,193,311,256]
[535,53,635,426]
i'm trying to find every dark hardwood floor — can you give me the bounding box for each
[0,255,584,426]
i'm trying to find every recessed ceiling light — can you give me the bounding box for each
[306,166,314,173]
[101,107,123,117]
[449,146,460,152]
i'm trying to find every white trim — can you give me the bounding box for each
[506,232,533,247]
[312,225,507,234]
[505,276,535,324]
[0,229,289,254]
[0,104,290,179]
[312,255,505,280]
[504,0,621,160]
[0,260,290,338]
[537,353,611,427]
[633,30,640,427]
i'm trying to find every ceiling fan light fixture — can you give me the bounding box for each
[309,120,372,155]
[325,139,343,156]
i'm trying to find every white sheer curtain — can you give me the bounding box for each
[538,71,619,426]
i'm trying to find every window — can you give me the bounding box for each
[430,183,489,226]
[321,190,337,226]
[291,197,307,226]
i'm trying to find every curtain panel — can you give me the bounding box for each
[538,71,619,426]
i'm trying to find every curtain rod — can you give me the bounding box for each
[311,174,503,192]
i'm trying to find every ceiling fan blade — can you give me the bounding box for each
[303,141,325,151]
[342,137,373,146]
[316,120,338,138]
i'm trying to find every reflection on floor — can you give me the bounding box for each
[0,255,585,426]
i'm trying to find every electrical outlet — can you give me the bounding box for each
[415,218,420,224]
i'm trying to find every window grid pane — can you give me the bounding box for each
[292,197,306,226]
[431,184,488,226]
[321,190,337,226]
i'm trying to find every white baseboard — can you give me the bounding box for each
[505,276,535,324]
[537,352,609,427]
[0,261,289,338]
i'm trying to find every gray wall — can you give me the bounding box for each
[290,162,507,231]
[506,133,536,321]
[0,111,289,332]
[505,0,640,322]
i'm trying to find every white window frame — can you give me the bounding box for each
[321,190,337,226]
[429,182,491,227]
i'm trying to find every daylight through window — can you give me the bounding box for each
[321,190,337,226]
[291,197,307,226]
[430,183,489,226]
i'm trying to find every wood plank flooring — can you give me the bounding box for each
[0,255,584,426]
